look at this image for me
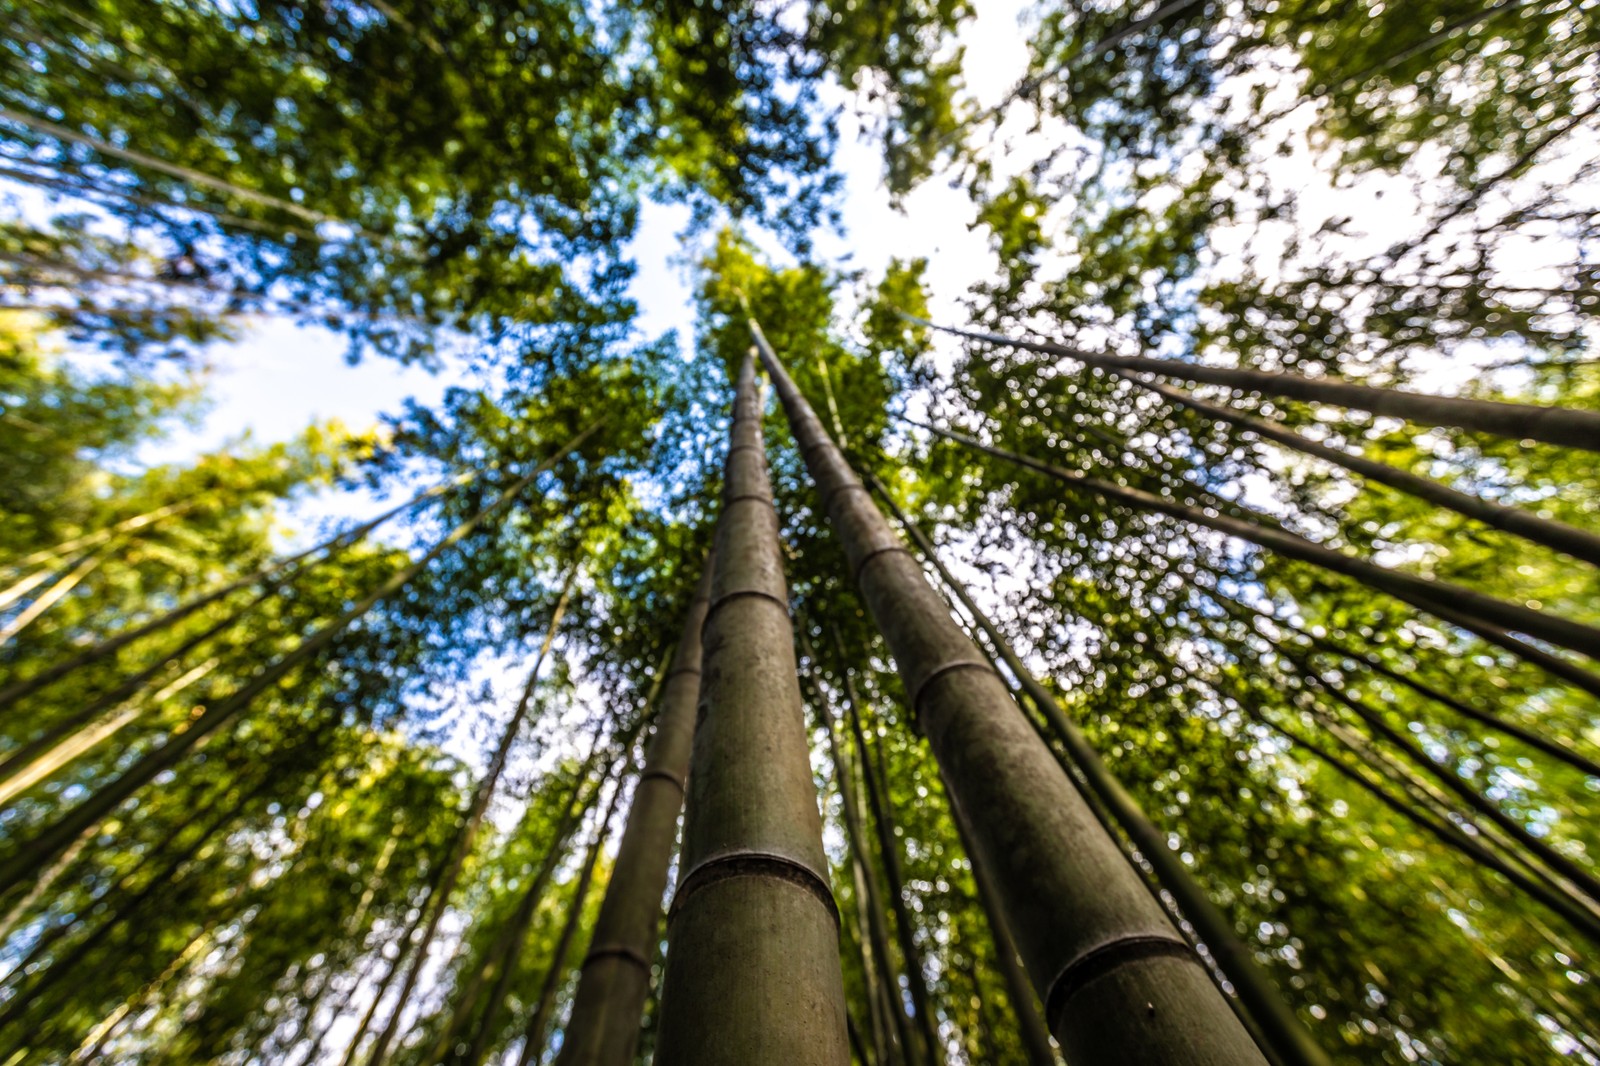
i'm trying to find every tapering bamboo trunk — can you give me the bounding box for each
[912,316,1600,452]
[366,562,583,1066]
[837,660,945,1066]
[849,855,897,1066]
[943,795,1059,1066]
[873,481,1329,1066]
[508,779,628,1066]
[799,631,916,1066]
[651,353,849,1066]
[1130,376,1600,567]
[751,322,1267,1064]
[553,563,713,1066]
[0,423,598,902]
[918,421,1600,661]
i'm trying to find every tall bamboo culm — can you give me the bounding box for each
[553,560,714,1066]
[872,479,1329,1066]
[749,320,1269,1064]
[910,316,1600,453]
[651,353,849,1066]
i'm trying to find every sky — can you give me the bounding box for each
[28,0,1541,486]
[7,11,1595,1060]
[111,1,1037,474]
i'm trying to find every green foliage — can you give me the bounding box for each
[4,3,1599,1065]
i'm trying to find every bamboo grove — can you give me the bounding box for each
[1,0,1597,1063]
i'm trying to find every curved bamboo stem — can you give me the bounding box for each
[909,315,1600,452]
[915,419,1600,661]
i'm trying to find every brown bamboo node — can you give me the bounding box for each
[1044,934,1199,1028]
[581,943,653,972]
[664,665,702,683]
[798,434,834,465]
[851,544,913,586]
[704,587,791,628]
[725,442,767,463]
[820,479,871,516]
[668,849,840,930]
[909,658,998,726]
[637,768,686,793]
[722,492,779,512]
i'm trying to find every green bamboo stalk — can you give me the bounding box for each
[553,562,714,1066]
[915,419,1600,662]
[910,316,1600,453]
[751,319,1267,1063]
[651,352,850,1066]
[869,476,1329,1066]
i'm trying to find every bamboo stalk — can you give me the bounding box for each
[751,317,1267,1063]
[910,315,1600,452]
[651,352,850,1066]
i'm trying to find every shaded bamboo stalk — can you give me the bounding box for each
[942,788,1059,1066]
[553,562,714,1066]
[651,352,850,1066]
[508,775,630,1066]
[870,479,1328,1066]
[799,630,917,1066]
[908,315,1600,452]
[832,643,945,1066]
[751,318,1267,1063]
